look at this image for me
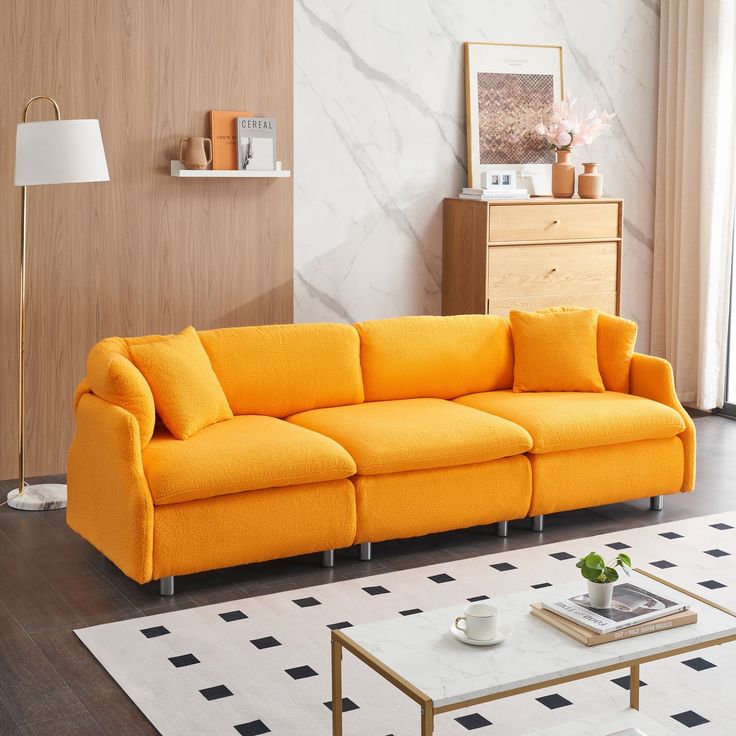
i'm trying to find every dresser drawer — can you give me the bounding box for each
[488,202,620,242]
[487,242,618,297]
[486,291,618,316]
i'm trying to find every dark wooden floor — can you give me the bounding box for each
[0,414,733,735]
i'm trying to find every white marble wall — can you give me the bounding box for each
[294,0,659,349]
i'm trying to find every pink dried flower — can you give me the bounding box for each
[534,92,615,151]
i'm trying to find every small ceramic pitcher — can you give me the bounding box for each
[179,137,212,170]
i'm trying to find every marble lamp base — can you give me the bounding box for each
[6,483,67,511]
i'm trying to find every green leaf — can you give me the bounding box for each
[581,566,602,581]
[617,553,632,567]
[584,553,605,571]
[575,559,585,569]
[603,566,619,583]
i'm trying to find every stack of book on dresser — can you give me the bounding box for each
[531,582,696,646]
[459,186,530,200]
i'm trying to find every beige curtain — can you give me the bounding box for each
[652,0,736,409]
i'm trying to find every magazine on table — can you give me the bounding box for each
[541,582,689,634]
[236,116,276,171]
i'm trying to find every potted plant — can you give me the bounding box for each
[576,551,632,609]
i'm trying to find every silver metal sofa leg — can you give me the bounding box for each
[359,542,372,561]
[159,576,175,596]
[650,495,664,511]
[531,515,544,532]
[496,521,508,537]
[321,549,335,568]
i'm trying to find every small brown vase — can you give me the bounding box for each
[551,149,575,198]
[578,162,603,199]
[179,136,212,170]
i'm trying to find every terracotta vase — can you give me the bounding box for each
[551,149,575,198]
[578,162,603,199]
[179,136,212,170]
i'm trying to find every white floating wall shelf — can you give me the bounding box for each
[170,160,291,178]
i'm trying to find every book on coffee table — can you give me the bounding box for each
[541,582,689,634]
[530,602,697,646]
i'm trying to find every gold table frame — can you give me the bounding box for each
[330,570,736,735]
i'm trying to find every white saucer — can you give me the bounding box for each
[450,622,505,647]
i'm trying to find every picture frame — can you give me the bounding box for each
[465,42,564,190]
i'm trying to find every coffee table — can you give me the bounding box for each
[330,571,736,735]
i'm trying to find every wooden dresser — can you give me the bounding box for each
[442,197,622,317]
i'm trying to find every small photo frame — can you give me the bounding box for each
[482,170,517,189]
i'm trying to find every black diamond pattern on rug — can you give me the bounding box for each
[219,610,248,622]
[531,582,552,589]
[235,719,271,735]
[671,710,710,727]
[168,654,199,668]
[363,585,390,596]
[659,531,684,539]
[611,674,647,690]
[490,562,517,571]
[199,684,232,701]
[455,712,493,729]
[605,541,631,550]
[250,636,281,650]
[549,552,574,561]
[140,626,169,639]
[710,523,733,530]
[293,596,321,608]
[704,548,730,557]
[467,595,489,602]
[285,665,318,680]
[698,580,726,590]
[682,657,717,671]
[650,559,677,569]
[536,694,572,709]
[323,698,359,712]
[399,609,423,616]
[327,621,352,630]
[428,573,455,583]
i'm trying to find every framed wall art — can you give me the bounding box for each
[465,42,564,190]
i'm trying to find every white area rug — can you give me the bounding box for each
[77,513,736,735]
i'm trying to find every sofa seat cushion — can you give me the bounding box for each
[454,391,686,454]
[142,416,357,505]
[287,398,532,475]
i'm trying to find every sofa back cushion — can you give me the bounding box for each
[198,322,364,417]
[355,315,514,401]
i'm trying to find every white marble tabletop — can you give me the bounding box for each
[342,572,736,708]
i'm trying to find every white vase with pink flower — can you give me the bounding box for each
[534,93,615,198]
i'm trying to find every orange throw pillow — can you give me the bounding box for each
[130,326,233,439]
[510,308,605,393]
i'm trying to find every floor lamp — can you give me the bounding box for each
[7,96,109,511]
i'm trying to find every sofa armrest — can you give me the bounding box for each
[629,352,695,491]
[67,392,154,583]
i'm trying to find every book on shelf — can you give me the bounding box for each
[236,116,276,171]
[530,602,697,646]
[209,110,252,170]
[541,582,689,635]
[459,187,530,200]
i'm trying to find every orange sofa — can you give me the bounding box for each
[67,314,694,594]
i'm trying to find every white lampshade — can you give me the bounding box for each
[15,119,109,186]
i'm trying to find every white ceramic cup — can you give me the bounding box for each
[454,603,499,641]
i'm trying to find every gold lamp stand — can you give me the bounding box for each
[7,96,109,511]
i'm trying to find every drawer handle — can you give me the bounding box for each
[550,266,558,272]
[552,219,560,224]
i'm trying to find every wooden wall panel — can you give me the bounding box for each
[0,0,294,477]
